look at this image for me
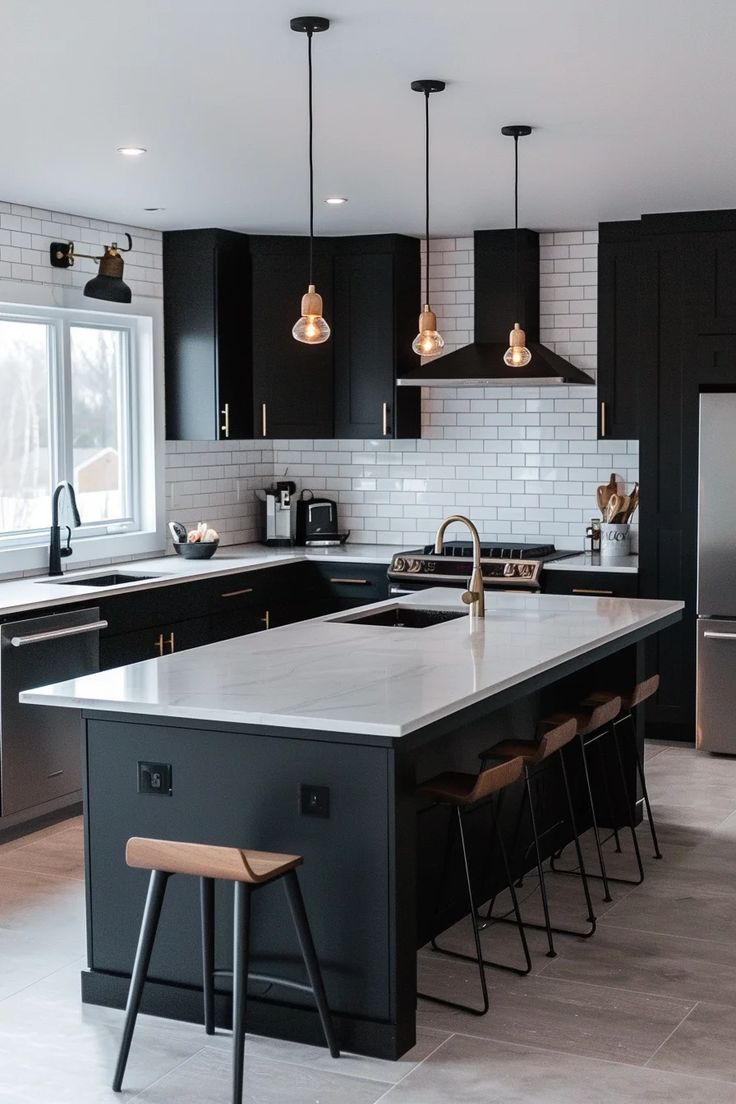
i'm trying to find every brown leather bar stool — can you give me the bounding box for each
[478,718,596,959]
[417,756,532,1016]
[112,837,339,1103]
[541,696,623,903]
[580,675,662,862]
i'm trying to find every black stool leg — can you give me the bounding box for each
[283,870,340,1058]
[524,767,556,957]
[456,807,490,1014]
[200,876,215,1035]
[610,722,645,885]
[232,881,251,1104]
[578,735,612,902]
[112,869,169,1093]
[489,799,532,975]
[629,712,663,859]
[559,753,597,933]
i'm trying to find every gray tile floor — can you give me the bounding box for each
[2,741,736,1101]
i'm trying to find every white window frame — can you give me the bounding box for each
[0,281,164,576]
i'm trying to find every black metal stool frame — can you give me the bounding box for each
[419,791,532,1016]
[113,867,339,1103]
[482,750,597,958]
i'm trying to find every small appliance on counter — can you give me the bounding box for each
[256,481,297,546]
[295,490,350,546]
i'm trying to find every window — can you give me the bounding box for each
[0,299,162,570]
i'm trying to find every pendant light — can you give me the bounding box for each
[291,15,331,345]
[411,79,446,357]
[502,124,533,369]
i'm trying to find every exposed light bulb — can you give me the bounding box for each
[292,284,331,345]
[503,322,532,368]
[412,305,445,357]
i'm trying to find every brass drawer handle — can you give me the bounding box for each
[167,632,175,653]
[329,577,371,585]
[221,588,254,598]
[260,610,270,629]
[600,400,607,438]
[221,403,230,438]
[261,402,267,437]
[47,770,64,779]
[382,402,390,436]
[572,588,614,596]
[154,632,164,656]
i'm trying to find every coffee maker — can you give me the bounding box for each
[257,481,296,546]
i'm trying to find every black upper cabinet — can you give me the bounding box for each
[163,229,252,441]
[597,221,641,440]
[333,236,420,439]
[164,230,421,442]
[250,236,335,439]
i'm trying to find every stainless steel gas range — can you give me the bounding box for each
[387,541,578,595]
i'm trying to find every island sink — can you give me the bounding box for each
[336,606,467,628]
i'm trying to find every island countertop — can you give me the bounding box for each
[21,588,683,740]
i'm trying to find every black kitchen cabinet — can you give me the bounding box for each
[100,615,213,668]
[333,236,420,439]
[597,221,641,440]
[543,569,638,599]
[163,228,252,441]
[309,561,390,613]
[250,235,335,439]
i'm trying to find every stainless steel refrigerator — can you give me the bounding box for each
[697,392,736,752]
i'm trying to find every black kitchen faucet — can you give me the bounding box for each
[48,481,81,576]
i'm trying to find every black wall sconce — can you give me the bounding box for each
[49,233,133,303]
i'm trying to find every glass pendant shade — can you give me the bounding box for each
[412,305,445,357]
[292,284,331,345]
[503,322,532,368]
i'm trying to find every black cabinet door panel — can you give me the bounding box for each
[597,222,641,440]
[334,253,394,439]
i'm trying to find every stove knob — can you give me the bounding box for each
[503,563,516,577]
[521,564,533,578]
[393,557,405,572]
[426,560,436,572]
[408,558,422,573]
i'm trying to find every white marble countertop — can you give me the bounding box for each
[0,543,402,618]
[0,542,637,619]
[544,553,638,574]
[21,588,682,740]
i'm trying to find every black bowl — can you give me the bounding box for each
[173,540,219,560]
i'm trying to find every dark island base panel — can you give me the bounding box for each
[82,645,643,1060]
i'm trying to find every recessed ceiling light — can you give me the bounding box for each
[325,196,348,205]
[117,146,147,156]
[143,207,165,212]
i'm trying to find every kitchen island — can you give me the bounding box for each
[21,588,682,1059]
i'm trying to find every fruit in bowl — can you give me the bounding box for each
[173,522,220,559]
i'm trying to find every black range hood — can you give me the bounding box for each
[397,229,594,387]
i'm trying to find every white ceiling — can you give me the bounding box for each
[3,0,735,235]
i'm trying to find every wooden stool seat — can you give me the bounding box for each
[479,719,578,767]
[581,674,660,714]
[126,837,302,884]
[541,696,621,739]
[419,756,525,806]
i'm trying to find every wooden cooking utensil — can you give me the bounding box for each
[606,493,622,522]
[597,473,618,515]
[613,494,630,522]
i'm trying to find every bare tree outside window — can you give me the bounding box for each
[0,320,51,534]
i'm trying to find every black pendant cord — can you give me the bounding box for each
[307,29,315,287]
[424,89,430,304]
[513,132,520,324]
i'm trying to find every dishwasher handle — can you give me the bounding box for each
[10,619,108,647]
[703,630,736,640]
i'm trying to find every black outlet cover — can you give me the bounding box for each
[299,784,330,818]
[138,761,172,796]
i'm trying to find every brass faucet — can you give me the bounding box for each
[434,514,485,618]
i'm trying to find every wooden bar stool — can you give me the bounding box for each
[542,697,623,903]
[580,675,662,862]
[417,756,532,1016]
[112,837,339,1103]
[478,718,596,959]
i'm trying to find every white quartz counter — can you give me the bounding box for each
[21,588,681,740]
[544,553,638,574]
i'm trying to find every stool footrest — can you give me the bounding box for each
[211,968,315,996]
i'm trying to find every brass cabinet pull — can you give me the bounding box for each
[382,401,390,436]
[600,400,607,438]
[220,402,230,438]
[261,402,268,437]
[260,610,270,629]
[221,588,254,598]
[167,632,175,653]
[572,588,614,596]
[47,769,64,779]
[329,577,370,585]
[154,632,164,656]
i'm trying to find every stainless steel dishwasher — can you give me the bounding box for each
[0,607,106,819]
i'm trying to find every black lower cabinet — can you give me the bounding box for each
[308,562,390,613]
[544,570,638,599]
[100,617,212,668]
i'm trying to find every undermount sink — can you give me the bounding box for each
[40,572,162,588]
[335,606,467,629]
